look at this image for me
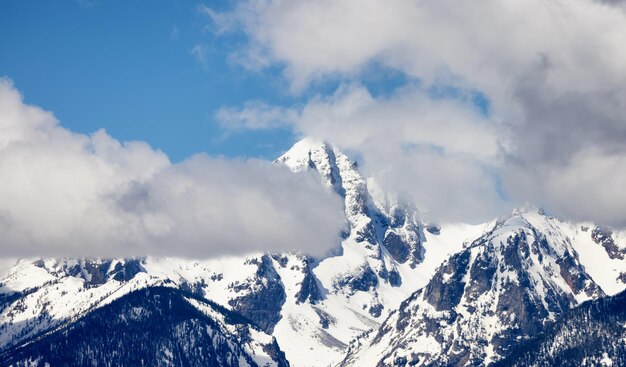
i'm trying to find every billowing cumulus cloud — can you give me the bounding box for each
[206,0,626,94]
[220,84,508,223]
[0,79,344,257]
[210,0,626,227]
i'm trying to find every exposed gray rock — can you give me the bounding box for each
[591,226,625,260]
[335,265,379,294]
[228,255,286,334]
[383,232,411,264]
[295,258,323,305]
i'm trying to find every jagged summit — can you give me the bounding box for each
[274,137,326,170]
[275,138,350,197]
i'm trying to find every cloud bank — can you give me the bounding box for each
[0,79,344,257]
[211,0,626,226]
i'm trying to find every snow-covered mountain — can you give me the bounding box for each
[1,138,626,367]
[270,138,494,366]
[341,210,626,366]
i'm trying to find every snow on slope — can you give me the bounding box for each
[341,208,626,367]
[0,259,17,280]
[0,258,168,350]
[544,222,626,296]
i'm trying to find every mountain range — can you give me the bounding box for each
[1,138,625,367]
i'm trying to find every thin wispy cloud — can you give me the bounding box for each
[217,101,298,131]
[190,44,208,67]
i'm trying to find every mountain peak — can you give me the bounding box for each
[274,137,329,172]
[342,203,608,367]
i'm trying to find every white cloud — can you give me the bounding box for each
[297,84,500,161]
[297,84,507,222]
[209,0,626,226]
[505,148,626,227]
[0,79,344,257]
[216,84,506,222]
[213,0,626,95]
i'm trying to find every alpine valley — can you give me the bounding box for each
[1,139,625,367]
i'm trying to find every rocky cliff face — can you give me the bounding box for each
[228,254,286,334]
[341,210,616,367]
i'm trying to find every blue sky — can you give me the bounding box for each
[0,1,428,162]
[0,0,299,161]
